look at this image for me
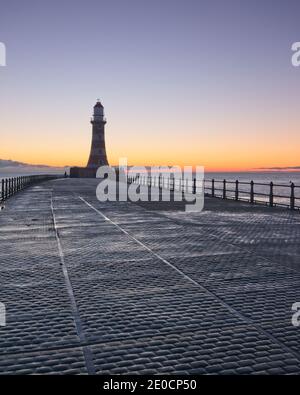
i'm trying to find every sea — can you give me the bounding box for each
[205,172,300,207]
[0,168,65,197]
[0,168,65,183]
[1,169,300,208]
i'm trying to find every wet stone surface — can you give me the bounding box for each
[0,179,300,374]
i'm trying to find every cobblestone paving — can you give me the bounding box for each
[0,179,300,374]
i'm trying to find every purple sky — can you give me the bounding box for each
[1,0,300,169]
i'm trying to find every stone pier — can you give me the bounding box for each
[0,178,300,374]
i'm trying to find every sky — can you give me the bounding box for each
[0,0,300,171]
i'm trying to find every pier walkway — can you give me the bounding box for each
[1,178,300,374]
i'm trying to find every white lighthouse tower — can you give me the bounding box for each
[70,100,109,178]
[87,100,109,168]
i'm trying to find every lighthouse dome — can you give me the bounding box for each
[93,100,104,117]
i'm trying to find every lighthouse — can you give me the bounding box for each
[70,100,109,178]
[87,101,109,168]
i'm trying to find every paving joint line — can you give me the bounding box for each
[0,322,248,360]
[154,211,300,276]
[78,195,300,363]
[84,197,300,277]
[50,193,95,375]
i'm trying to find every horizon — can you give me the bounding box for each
[1,1,300,171]
[1,157,300,174]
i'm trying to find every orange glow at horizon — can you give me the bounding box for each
[2,101,300,172]
[2,139,300,173]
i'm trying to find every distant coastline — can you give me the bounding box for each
[0,159,68,179]
[0,158,68,169]
[1,159,300,185]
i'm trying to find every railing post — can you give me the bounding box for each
[193,178,196,194]
[1,179,4,202]
[223,179,226,199]
[269,182,274,207]
[1,179,5,202]
[181,177,184,199]
[290,182,295,210]
[211,179,215,197]
[250,180,254,204]
[159,174,162,189]
[235,180,239,201]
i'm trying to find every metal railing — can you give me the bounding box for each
[205,179,300,210]
[127,174,300,211]
[0,174,62,204]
